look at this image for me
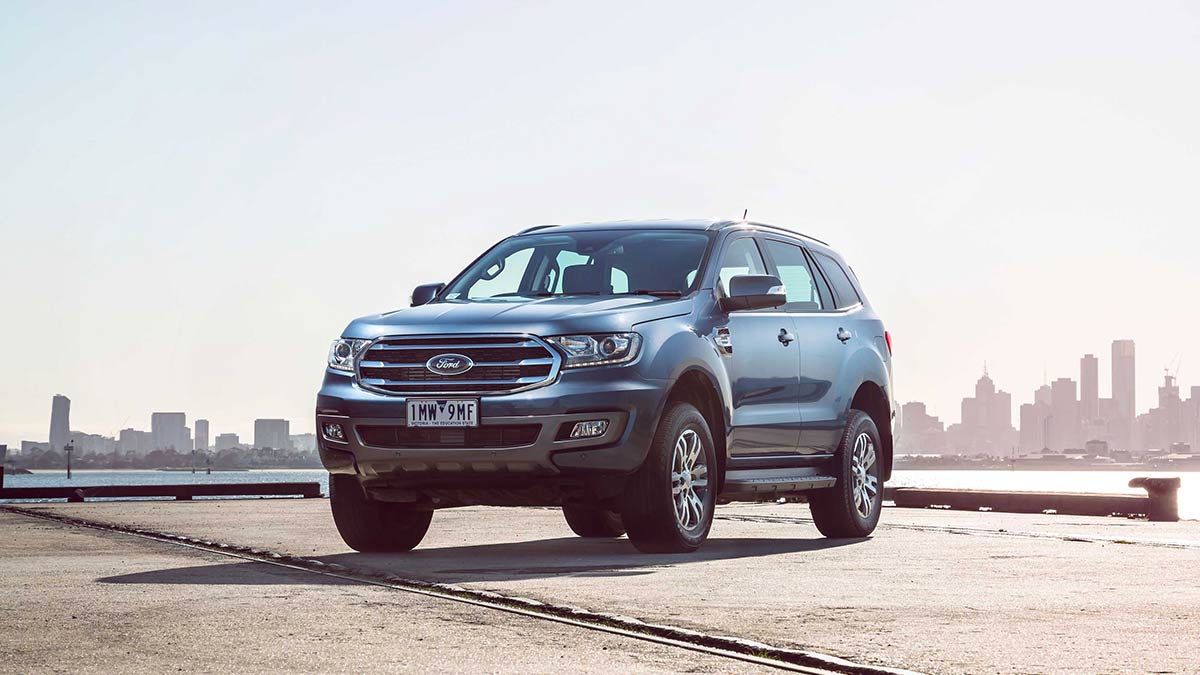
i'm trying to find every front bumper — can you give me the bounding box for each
[316,365,668,483]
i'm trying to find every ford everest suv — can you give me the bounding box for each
[317,219,894,554]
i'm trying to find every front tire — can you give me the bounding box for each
[329,474,433,552]
[562,506,626,538]
[809,409,883,538]
[622,402,716,553]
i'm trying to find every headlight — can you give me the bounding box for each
[545,333,641,369]
[328,338,371,372]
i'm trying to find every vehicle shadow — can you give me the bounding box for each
[98,535,867,586]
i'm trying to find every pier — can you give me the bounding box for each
[2,498,1196,673]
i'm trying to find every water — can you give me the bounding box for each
[3,468,1194,519]
[1,469,330,501]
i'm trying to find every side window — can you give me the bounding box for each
[716,237,767,293]
[761,239,823,311]
[812,251,862,309]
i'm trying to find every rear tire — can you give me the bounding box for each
[809,409,883,538]
[329,474,433,552]
[562,506,626,538]
[621,402,716,554]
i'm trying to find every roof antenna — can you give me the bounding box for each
[742,209,748,220]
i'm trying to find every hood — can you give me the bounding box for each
[342,295,695,339]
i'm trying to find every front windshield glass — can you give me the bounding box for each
[442,230,713,302]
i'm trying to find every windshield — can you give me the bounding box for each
[442,230,713,302]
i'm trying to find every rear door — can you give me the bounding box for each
[760,237,850,454]
[713,234,802,457]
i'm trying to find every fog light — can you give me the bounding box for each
[322,423,346,441]
[569,420,608,439]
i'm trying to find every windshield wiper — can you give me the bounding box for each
[626,289,684,298]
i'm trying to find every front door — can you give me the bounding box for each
[713,235,802,458]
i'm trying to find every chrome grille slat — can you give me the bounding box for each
[360,376,548,386]
[368,341,542,350]
[355,334,561,396]
[358,357,556,368]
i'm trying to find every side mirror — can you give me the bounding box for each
[411,282,445,307]
[719,274,787,312]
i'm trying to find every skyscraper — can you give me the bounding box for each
[1050,377,1079,451]
[49,394,70,452]
[194,419,210,451]
[254,419,291,450]
[151,412,189,452]
[1080,354,1099,422]
[1112,339,1136,449]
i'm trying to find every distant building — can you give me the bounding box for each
[49,394,70,452]
[946,369,1016,454]
[1080,354,1099,422]
[289,433,317,453]
[1049,377,1079,451]
[69,431,117,454]
[214,433,241,451]
[254,419,291,450]
[194,419,210,451]
[118,428,152,457]
[1019,402,1050,453]
[1111,339,1136,449]
[151,412,190,452]
[21,440,49,455]
[896,402,946,454]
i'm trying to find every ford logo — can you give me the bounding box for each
[425,353,474,375]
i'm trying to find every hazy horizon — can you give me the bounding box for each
[3,1,1200,446]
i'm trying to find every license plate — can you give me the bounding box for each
[406,399,479,427]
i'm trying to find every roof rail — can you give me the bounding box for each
[719,221,829,246]
[516,224,557,235]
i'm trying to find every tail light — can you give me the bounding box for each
[884,331,893,356]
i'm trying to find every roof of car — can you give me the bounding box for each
[516,219,829,246]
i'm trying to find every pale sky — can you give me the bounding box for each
[2,1,1199,446]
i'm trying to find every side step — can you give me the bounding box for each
[721,474,837,496]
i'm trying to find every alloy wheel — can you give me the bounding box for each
[850,431,879,519]
[670,428,709,531]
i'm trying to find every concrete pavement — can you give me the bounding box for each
[4,500,1199,673]
[0,510,770,674]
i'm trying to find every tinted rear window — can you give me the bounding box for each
[812,251,862,309]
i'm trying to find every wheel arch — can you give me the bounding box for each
[849,380,893,481]
[664,367,728,492]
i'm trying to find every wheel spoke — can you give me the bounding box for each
[688,491,703,524]
[865,474,879,495]
[687,433,701,467]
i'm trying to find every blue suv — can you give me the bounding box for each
[317,220,894,553]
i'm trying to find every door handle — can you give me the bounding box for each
[778,328,795,346]
[837,328,852,343]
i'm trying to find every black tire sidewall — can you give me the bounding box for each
[841,412,883,532]
[671,411,718,546]
[623,402,718,552]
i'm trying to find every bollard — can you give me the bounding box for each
[1128,477,1181,522]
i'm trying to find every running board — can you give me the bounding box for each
[720,474,837,496]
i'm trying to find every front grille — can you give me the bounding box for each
[357,424,541,448]
[356,334,560,395]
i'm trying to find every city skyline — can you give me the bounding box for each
[898,337,1200,456]
[12,393,309,457]
[15,335,1199,457]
